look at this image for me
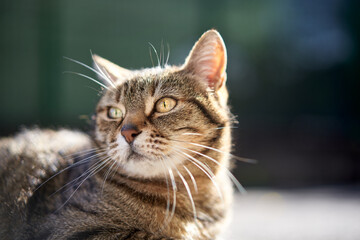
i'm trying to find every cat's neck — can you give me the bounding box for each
[92,164,230,239]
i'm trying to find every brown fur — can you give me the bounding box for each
[0,30,234,239]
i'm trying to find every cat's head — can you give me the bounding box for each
[93,30,231,179]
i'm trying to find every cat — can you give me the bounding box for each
[0,30,239,239]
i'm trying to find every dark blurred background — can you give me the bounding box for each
[1,0,359,188]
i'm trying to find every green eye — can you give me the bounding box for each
[108,107,123,119]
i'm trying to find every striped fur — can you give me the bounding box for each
[0,30,234,239]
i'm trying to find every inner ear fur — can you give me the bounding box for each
[181,30,227,91]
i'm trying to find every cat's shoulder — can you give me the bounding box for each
[1,128,92,155]
[0,129,94,238]
[0,128,93,174]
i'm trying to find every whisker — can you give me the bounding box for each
[181,133,203,136]
[90,50,117,88]
[85,85,105,95]
[64,55,116,89]
[101,158,117,194]
[165,43,170,66]
[109,158,121,182]
[64,56,104,77]
[61,147,106,159]
[183,165,198,193]
[160,40,164,67]
[55,156,113,212]
[34,150,107,192]
[214,126,238,130]
[99,67,115,87]
[175,168,198,225]
[168,168,177,223]
[149,46,155,67]
[148,42,160,67]
[172,148,222,200]
[107,150,124,183]
[63,55,115,87]
[51,154,110,196]
[179,146,247,194]
[159,158,171,229]
[176,140,257,164]
[63,71,113,92]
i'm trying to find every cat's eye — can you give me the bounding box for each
[155,97,177,113]
[108,107,123,119]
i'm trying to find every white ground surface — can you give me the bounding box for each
[224,187,360,240]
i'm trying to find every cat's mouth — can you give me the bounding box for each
[126,147,150,162]
[128,150,144,159]
[112,134,171,178]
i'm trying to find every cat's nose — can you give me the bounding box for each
[121,124,142,144]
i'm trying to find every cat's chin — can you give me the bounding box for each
[116,152,182,179]
[122,157,167,179]
[127,150,146,161]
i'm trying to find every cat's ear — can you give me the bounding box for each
[92,54,132,85]
[182,30,227,91]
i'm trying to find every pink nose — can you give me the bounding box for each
[121,124,141,144]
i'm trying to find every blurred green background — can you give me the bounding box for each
[1,0,359,187]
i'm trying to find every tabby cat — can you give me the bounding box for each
[0,30,238,239]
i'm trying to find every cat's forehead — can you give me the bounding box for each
[99,68,202,109]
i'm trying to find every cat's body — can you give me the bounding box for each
[0,30,235,239]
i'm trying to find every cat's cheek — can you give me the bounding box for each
[114,134,131,162]
[95,128,106,143]
[131,133,149,155]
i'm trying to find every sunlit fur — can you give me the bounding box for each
[0,30,236,239]
[95,66,231,178]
